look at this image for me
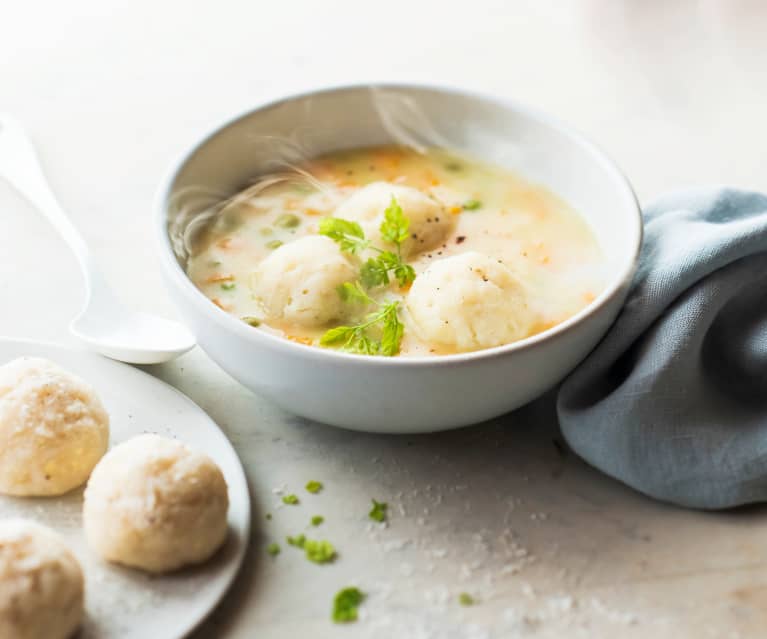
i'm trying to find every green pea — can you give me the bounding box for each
[275,213,301,229]
[266,239,284,250]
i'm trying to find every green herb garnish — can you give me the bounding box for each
[332,587,365,623]
[305,480,323,494]
[304,539,336,564]
[266,239,284,249]
[368,499,388,523]
[320,301,403,356]
[275,213,301,228]
[266,542,280,556]
[220,281,236,291]
[311,515,324,526]
[242,316,261,327]
[320,196,416,289]
[208,259,222,267]
[462,199,482,211]
[318,218,370,254]
[319,197,415,357]
[286,534,306,548]
[337,281,375,305]
[444,161,463,172]
[459,593,476,606]
[282,494,299,505]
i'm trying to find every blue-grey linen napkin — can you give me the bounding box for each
[557,187,767,509]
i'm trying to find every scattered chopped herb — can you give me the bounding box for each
[259,226,274,236]
[332,587,365,623]
[241,316,261,327]
[282,494,299,505]
[275,213,301,228]
[311,515,324,526]
[444,161,463,172]
[320,301,403,356]
[305,480,323,494]
[304,539,336,564]
[266,542,280,556]
[266,239,284,249]
[265,512,272,520]
[459,592,476,606]
[286,534,306,548]
[208,259,222,267]
[462,199,482,211]
[369,499,388,523]
[220,281,236,291]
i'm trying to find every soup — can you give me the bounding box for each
[186,146,605,357]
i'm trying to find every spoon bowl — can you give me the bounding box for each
[0,114,195,364]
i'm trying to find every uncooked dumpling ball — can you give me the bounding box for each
[0,357,110,496]
[0,519,84,639]
[83,434,229,574]
[334,182,454,257]
[251,235,357,328]
[406,252,534,351]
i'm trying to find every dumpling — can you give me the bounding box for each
[334,182,454,257]
[0,519,84,639]
[0,357,110,496]
[406,252,534,351]
[251,235,357,328]
[83,434,229,574]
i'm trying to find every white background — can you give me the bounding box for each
[3,2,767,637]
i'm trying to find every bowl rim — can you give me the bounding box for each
[154,81,643,368]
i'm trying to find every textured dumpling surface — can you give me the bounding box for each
[334,182,454,257]
[83,434,229,574]
[406,252,534,351]
[0,357,110,496]
[251,235,357,328]
[0,519,84,639]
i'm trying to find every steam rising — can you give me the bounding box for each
[167,88,446,264]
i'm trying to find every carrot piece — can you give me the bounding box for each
[211,297,231,311]
[206,273,235,283]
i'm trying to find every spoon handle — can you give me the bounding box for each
[0,115,109,303]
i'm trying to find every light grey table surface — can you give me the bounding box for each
[3,2,767,637]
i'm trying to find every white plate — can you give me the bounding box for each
[0,338,251,638]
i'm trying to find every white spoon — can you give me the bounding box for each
[0,115,195,364]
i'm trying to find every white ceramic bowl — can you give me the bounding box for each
[155,84,641,433]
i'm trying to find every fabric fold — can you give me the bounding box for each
[557,188,767,509]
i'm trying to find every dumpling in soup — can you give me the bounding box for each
[406,252,534,351]
[334,182,454,257]
[251,236,357,328]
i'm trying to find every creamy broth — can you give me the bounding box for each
[187,146,605,356]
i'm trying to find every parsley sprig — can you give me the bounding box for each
[320,196,416,289]
[319,300,403,356]
[319,195,415,357]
